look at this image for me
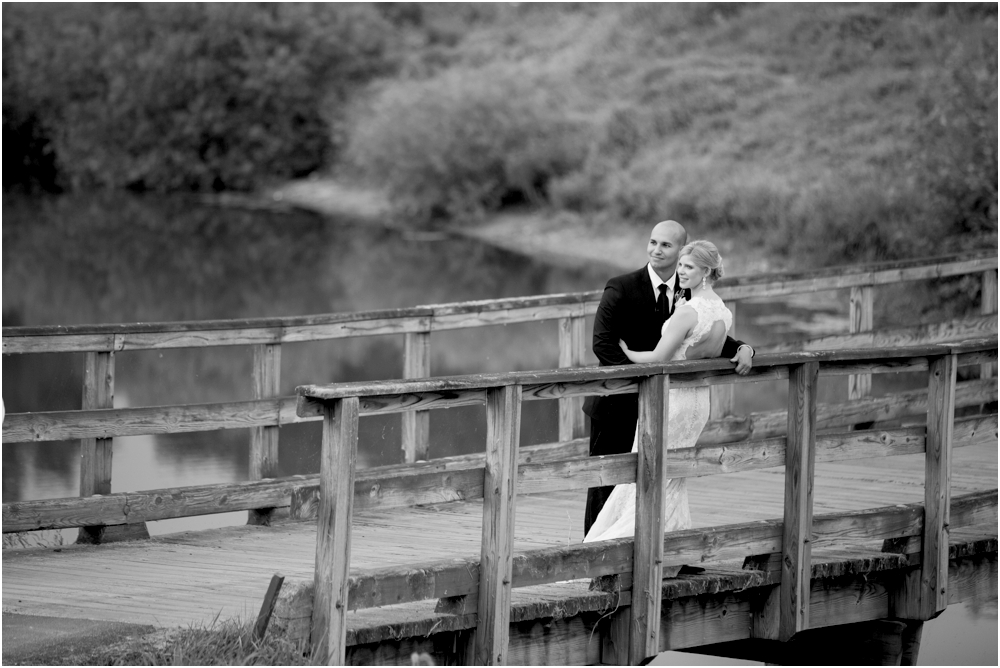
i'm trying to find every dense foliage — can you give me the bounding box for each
[348,65,589,221]
[3,3,393,192]
[344,3,997,265]
[4,3,996,272]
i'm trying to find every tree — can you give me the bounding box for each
[3,3,394,192]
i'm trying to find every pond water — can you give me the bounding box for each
[2,192,995,662]
[652,598,998,666]
[2,191,852,513]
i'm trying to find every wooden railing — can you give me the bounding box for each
[4,370,996,533]
[294,340,998,665]
[3,251,995,516]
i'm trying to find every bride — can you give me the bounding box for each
[584,240,733,543]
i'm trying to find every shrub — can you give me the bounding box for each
[346,64,590,224]
[908,25,998,245]
[690,168,796,239]
[549,156,614,214]
[780,174,917,264]
[2,4,394,192]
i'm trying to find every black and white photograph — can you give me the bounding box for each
[2,3,996,665]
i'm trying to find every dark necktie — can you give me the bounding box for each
[657,283,668,319]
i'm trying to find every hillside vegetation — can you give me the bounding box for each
[343,3,996,269]
[4,3,996,271]
[2,3,394,192]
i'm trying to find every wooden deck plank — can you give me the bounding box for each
[4,441,996,631]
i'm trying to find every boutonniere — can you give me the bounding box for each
[675,294,687,307]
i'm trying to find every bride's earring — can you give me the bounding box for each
[701,276,707,290]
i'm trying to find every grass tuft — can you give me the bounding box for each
[69,617,314,666]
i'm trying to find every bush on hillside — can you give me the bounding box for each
[346,65,590,224]
[2,4,394,192]
[557,4,996,269]
[909,27,998,246]
[782,20,997,269]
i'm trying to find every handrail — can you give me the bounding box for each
[295,340,992,400]
[4,408,995,532]
[3,250,994,349]
[297,338,997,664]
[4,374,995,444]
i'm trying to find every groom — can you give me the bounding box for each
[582,219,754,534]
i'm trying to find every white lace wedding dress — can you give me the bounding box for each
[584,293,733,543]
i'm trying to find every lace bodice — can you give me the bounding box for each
[668,293,733,361]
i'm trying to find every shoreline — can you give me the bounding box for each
[265,177,778,278]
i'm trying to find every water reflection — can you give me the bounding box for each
[2,192,609,503]
[650,596,999,665]
[920,597,998,665]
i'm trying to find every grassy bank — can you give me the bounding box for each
[336,3,996,271]
[21,618,312,667]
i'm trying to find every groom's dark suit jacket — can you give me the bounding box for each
[582,265,747,423]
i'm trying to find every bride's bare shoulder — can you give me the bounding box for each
[669,303,698,326]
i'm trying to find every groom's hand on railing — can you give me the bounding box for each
[732,345,753,375]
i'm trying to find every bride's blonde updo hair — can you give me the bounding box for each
[680,240,724,283]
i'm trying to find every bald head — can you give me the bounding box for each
[652,220,687,245]
[647,220,688,279]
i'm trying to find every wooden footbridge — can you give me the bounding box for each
[3,251,997,665]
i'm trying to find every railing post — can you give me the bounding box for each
[779,361,818,642]
[630,374,668,664]
[981,270,997,381]
[893,353,957,621]
[924,352,957,618]
[78,350,126,544]
[80,351,114,498]
[848,286,873,401]
[249,343,281,525]
[402,331,431,462]
[475,384,521,666]
[558,316,587,441]
[710,302,737,418]
[312,396,359,666]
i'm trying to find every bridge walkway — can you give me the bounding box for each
[3,438,994,630]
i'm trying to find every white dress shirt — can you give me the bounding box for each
[647,263,676,312]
